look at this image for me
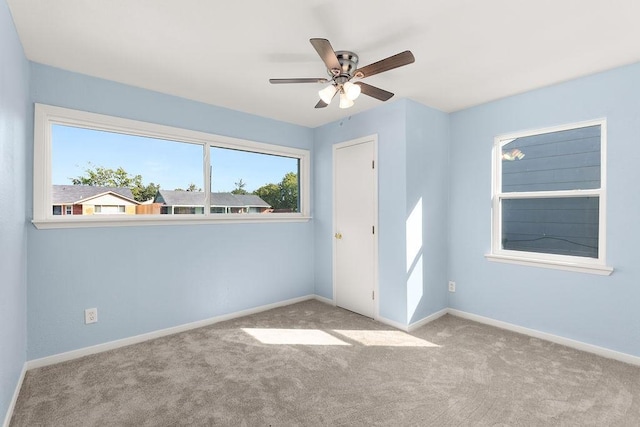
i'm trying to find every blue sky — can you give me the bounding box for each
[52,125,297,192]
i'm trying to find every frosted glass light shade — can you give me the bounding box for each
[343,82,361,100]
[339,92,354,109]
[318,84,337,104]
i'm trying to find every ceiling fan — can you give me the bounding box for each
[269,38,415,109]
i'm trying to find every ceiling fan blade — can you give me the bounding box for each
[269,78,329,84]
[310,38,341,72]
[315,100,328,108]
[355,82,394,101]
[355,50,415,78]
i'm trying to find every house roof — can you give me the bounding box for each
[234,194,271,208]
[211,192,243,207]
[52,185,137,204]
[155,190,204,206]
[155,190,270,208]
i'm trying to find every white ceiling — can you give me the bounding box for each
[7,0,640,128]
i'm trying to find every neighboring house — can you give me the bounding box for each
[154,190,271,214]
[52,185,139,216]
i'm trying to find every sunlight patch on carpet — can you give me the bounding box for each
[333,330,440,347]
[242,328,351,345]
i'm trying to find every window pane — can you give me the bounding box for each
[210,146,300,214]
[502,125,601,192]
[502,197,599,258]
[52,124,203,216]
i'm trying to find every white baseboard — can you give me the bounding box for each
[448,309,640,367]
[27,295,316,370]
[3,363,27,427]
[378,308,449,333]
[408,308,449,332]
[313,295,335,306]
[25,297,640,372]
[377,315,409,332]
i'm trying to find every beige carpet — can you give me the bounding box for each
[11,300,640,426]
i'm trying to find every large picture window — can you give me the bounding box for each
[33,104,310,228]
[488,119,612,275]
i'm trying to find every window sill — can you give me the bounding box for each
[32,214,312,229]
[485,253,613,276]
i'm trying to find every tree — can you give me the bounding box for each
[253,172,298,212]
[71,163,159,202]
[134,182,160,202]
[71,164,134,187]
[231,178,248,195]
[253,183,281,208]
[279,172,298,211]
[174,183,202,192]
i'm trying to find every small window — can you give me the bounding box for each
[173,206,203,215]
[33,104,310,228]
[488,120,612,275]
[94,205,127,214]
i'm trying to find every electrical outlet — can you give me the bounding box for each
[85,308,98,324]
[448,281,456,292]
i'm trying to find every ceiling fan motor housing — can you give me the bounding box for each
[332,51,359,80]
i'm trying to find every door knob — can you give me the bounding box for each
[334,232,342,239]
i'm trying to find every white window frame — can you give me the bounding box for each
[486,119,613,275]
[33,104,311,229]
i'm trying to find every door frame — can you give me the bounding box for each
[332,134,379,320]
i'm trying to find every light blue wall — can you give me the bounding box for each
[314,101,408,324]
[405,100,450,324]
[313,100,450,326]
[0,0,29,420]
[5,3,639,375]
[27,64,315,360]
[449,62,640,357]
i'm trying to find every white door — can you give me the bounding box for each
[333,136,377,318]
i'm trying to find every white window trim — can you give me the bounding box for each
[486,119,613,275]
[33,104,311,229]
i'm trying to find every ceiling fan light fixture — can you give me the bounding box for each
[318,84,337,104]
[343,81,361,101]
[270,38,414,110]
[339,91,354,109]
